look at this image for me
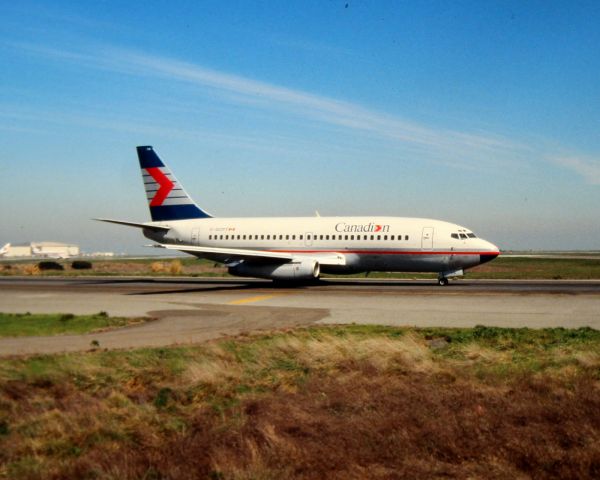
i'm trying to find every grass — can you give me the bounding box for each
[0,312,147,337]
[3,256,600,279]
[468,256,600,279]
[0,324,599,479]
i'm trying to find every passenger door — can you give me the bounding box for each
[191,228,200,245]
[421,227,434,250]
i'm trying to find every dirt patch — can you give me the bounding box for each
[151,303,328,332]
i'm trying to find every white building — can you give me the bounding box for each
[3,242,79,258]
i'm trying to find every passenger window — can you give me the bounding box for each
[320,235,324,240]
[292,235,296,240]
[384,235,388,240]
[345,235,348,240]
[219,235,223,240]
[208,235,212,240]
[370,235,374,240]
[391,235,395,240]
[243,235,246,240]
[377,235,381,240]
[300,235,303,240]
[326,235,330,240]
[261,235,264,240]
[286,235,289,240]
[307,235,311,240]
[405,235,409,241]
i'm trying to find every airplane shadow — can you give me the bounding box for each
[74,278,440,295]
[120,278,442,295]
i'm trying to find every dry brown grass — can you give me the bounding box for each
[1,327,599,479]
[169,259,183,275]
[150,261,164,273]
[0,258,226,277]
[20,264,40,276]
[149,260,183,275]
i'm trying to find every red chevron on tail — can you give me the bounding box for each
[146,167,174,206]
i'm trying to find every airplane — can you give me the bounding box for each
[96,146,500,286]
[0,243,10,257]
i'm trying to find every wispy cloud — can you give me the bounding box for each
[7,41,598,183]
[549,155,600,185]
[112,48,521,155]
[9,43,520,157]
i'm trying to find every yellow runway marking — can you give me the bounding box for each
[228,294,283,305]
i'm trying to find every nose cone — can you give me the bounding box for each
[479,240,500,265]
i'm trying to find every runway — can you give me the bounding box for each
[1,277,599,355]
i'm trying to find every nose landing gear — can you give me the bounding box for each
[437,268,463,286]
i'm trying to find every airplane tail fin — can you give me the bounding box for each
[137,146,212,221]
[0,243,9,255]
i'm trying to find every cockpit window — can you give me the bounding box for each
[467,233,476,238]
[451,233,459,239]
[459,233,468,239]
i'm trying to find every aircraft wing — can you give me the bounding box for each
[155,244,346,266]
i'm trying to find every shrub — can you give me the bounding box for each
[71,260,92,270]
[150,262,164,273]
[38,261,64,271]
[169,260,182,275]
[21,264,40,275]
[22,264,39,275]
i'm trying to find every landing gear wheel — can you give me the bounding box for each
[438,277,449,286]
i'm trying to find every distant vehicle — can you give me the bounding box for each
[0,243,10,257]
[97,146,499,285]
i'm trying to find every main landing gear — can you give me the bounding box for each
[437,277,449,286]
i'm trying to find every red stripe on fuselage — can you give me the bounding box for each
[267,250,500,256]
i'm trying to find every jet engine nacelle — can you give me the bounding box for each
[229,259,320,281]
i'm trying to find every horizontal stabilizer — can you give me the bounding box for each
[93,218,171,232]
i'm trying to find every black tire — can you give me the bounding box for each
[438,277,449,286]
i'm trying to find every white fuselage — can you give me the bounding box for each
[142,216,499,275]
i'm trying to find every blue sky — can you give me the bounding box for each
[1,1,599,252]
